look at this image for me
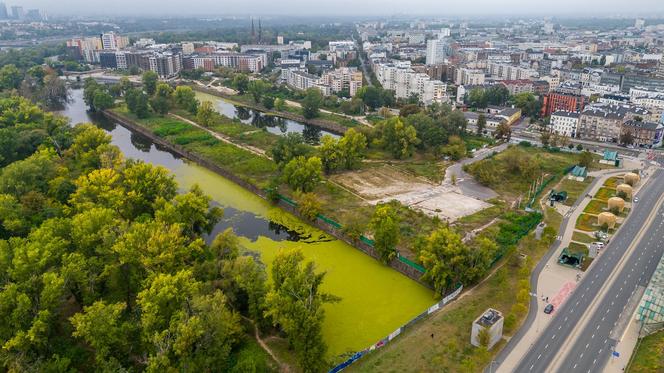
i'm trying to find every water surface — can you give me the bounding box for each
[60,89,434,359]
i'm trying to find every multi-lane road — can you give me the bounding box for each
[513,169,664,373]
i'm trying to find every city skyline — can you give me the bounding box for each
[6,0,664,17]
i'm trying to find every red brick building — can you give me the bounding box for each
[541,93,586,117]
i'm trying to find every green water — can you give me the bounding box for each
[176,164,435,358]
[63,89,435,359]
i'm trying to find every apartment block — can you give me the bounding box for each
[550,111,581,137]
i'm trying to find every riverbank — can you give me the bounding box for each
[103,108,429,285]
[192,85,355,135]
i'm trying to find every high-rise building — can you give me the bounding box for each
[426,38,447,65]
[101,32,129,50]
[10,6,23,20]
[635,18,646,30]
[0,3,7,19]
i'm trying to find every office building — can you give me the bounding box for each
[0,3,7,19]
[426,38,447,65]
[635,18,646,30]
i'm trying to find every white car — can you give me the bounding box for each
[634,197,639,203]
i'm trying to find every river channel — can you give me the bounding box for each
[194,90,339,144]
[60,88,433,359]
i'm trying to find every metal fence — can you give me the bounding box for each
[268,190,427,275]
[329,284,464,373]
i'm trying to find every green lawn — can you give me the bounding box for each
[576,213,598,232]
[584,199,608,215]
[348,214,557,373]
[173,109,281,152]
[628,330,664,373]
[593,187,616,201]
[572,231,595,244]
[603,176,622,188]
[454,199,507,236]
[111,106,278,188]
[465,145,582,200]
[557,177,593,206]
[567,242,588,255]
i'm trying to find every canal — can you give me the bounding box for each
[194,90,339,144]
[60,88,433,360]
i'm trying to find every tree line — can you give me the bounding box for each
[0,96,338,372]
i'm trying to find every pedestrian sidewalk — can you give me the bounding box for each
[496,167,646,372]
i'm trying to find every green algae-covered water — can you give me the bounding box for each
[61,89,435,359]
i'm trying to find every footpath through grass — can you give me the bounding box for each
[111,105,279,187]
[628,330,664,373]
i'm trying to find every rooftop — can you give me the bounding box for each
[475,309,503,328]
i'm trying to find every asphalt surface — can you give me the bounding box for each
[487,171,613,372]
[560,195,664,372]
[513,169,664,373]
[444,143,508,200]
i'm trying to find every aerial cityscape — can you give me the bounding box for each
[0,0,664,372]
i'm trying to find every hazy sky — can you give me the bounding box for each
[7,0,664,17]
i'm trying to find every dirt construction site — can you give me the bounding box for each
[330,164,491,222]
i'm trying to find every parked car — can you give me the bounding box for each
[634,197,639,203]
[544,304,554,314]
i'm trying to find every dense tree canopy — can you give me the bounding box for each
[0,97,334,372]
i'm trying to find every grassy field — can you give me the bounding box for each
[557,177,593,206]
[347,210,558,372]
[594,187,616,201]
[576,213,598,232]
[173,109,281,152]
[603,176,622,188]
[454,199,508,236]
[567,242,588,255]
[572,231,595,244]
[111,106,279,187]
[465,145,583,200]
[584,199,608,215]
[628,330,664,373]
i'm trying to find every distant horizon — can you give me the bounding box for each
[4,0,664,19]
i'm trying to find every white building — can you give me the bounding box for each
[487,62,538,80]
[375,61,447,105]
[328,40,355,52]
[181,42,195,55]
[551,111,581,137]
[425,38,447,65]
[455,68,485,86]
[319,67,363,96]
[101,32,128,50]
[471,309,503,350]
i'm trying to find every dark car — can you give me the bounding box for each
[544,304,554,314]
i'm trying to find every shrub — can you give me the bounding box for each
[297,192,322,221]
